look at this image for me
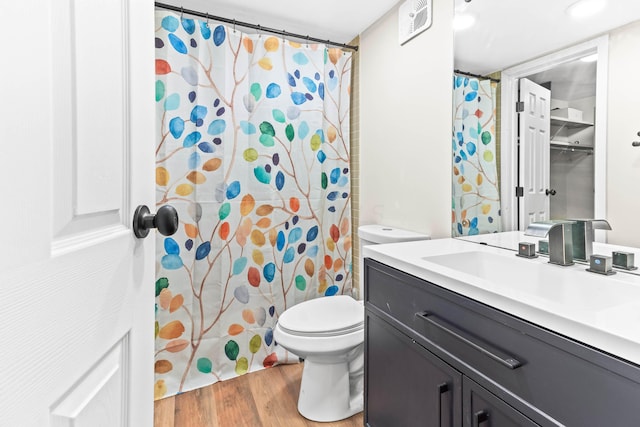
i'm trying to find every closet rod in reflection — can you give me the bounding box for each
[550,144,593,154]
[154,2,359,51]
[454,69,500,83]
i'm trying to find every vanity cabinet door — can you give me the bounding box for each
[365,310,462,427]
[463,377,540,427]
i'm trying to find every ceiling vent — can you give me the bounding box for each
[398,0,432,45]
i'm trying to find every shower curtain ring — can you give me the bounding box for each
[233,19,236,33]
[258,24,261,38]
[205,13,209,27]
[180,6,183,20]
[306,35,310,47]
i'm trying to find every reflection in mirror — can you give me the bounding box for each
[453,0,640,253]
[528,59,596,220]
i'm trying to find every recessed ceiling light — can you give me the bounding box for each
[566,0,606,19]
[453,14,475,31]
[580,53,598,62]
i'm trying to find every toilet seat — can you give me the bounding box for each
[277,322,363,337]
[277,295,364,337]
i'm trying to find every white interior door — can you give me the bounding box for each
[0,1,155,426]
[518,78,551,229]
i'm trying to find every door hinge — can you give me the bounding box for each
[515,186,524,197]
[515,101,524,113]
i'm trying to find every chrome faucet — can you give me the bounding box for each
[525,221,576,266]
[568,219,612,262]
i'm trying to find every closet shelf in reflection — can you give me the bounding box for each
[550,116,594,128]
[550,116,594,143]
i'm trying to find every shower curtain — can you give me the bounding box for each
[452,75,502,236]
[154,11,353,399]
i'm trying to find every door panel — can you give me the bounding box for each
[50,339,128,427]
[519,78,551,230]
[66,0,125,216]
[365,311,463,427]
[0,1,155,426]
[51,0,129,248]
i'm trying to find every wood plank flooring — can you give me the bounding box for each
[154,363,364,427]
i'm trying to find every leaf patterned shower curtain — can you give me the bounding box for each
[153,11,353,399]
[452,75,501,236]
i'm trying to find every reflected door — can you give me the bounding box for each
[518,78,551,229]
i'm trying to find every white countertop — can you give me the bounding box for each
[363,231,640,365]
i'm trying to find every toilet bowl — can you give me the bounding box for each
[274,295,364,422]
[274,224,430,422]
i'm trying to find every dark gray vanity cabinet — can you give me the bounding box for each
[363,258,640,427]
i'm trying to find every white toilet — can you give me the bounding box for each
[273,224,430,422]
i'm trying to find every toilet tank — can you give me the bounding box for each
[358,224,430,246]
[357,225,430,299]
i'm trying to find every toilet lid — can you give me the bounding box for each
[277,295,364,335]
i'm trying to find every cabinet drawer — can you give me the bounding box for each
[365,258,640,426]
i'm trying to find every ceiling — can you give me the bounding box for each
[158,1,640,74]
[454,0,640,75]
[156,0,400,45]
[526,60,598,100]
[156,1,640,100]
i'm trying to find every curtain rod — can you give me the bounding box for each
[154,2,359,51]
[454,69,500,83]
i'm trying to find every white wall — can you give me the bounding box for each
[607,21,640,246]
[359,0,453,238]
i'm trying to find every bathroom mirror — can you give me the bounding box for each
[453,0,640,248]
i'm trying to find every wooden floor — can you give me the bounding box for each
[154,363,364,427]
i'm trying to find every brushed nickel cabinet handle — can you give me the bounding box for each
[415,311,522,370]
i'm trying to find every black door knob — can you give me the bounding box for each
[133,205,178,238]
[545,189,557,196]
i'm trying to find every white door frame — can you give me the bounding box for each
[500,36,608,234]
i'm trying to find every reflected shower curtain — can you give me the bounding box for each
[452,75,501,236]
[154,11,352,399]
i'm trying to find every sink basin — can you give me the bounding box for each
[421,251,640,311]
